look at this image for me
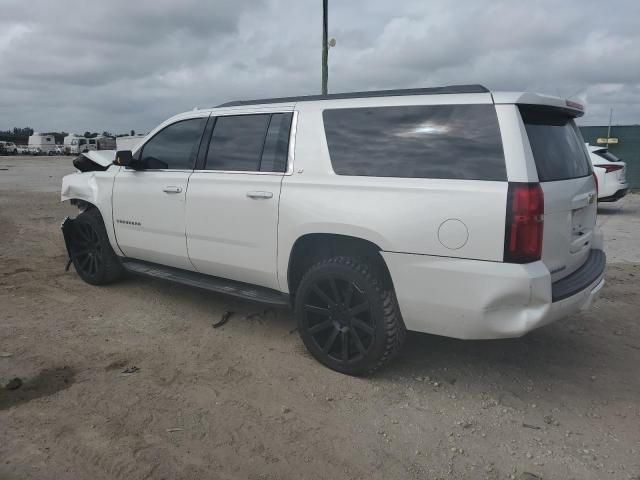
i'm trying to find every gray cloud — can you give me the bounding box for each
[0,0,638,133]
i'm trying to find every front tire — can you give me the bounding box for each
[69,209,123,285]
[294,256,406,375]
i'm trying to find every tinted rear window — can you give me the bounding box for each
[204,113,292,172]
[206,114,271,171]
[323,104,506,180]
[593,149,621,163]
[520,106,591,182]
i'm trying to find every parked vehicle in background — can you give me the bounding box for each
[588,144,628,202]
[0,141,19,154]
[60,85,605,374]
[28,133,57,155]
[16,145,30,155]
[64,134,98,155]
[95,135,116,150]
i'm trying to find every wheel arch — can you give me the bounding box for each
[286,233,394,298]
[61,171,123,256]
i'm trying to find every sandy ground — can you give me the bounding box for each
[0,156,639,480]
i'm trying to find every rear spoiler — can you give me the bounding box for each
[492,92,585,117]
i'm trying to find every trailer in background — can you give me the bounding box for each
[64,134,97,155]
[95,135,116,150]
[28,133,57,155]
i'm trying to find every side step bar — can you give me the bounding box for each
[121,259,290,307]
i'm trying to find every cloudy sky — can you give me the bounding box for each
[1,0,639,134]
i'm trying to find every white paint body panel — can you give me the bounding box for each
[186,172,284,290]
[382,251,605,339]
[112,170,193,270]
[61,167,122,255]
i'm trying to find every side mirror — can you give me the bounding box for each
[114,150,145,170]
[114,150,133,166]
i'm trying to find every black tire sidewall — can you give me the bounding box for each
[70,210,114,285]
[295,259,390,375]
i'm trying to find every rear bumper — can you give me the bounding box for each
[382,249,606,340]
[599,187,628,202]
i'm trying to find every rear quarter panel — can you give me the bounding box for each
[277,99,509,292]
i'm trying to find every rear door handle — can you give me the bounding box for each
[163,186,182,194]
[246,191,273,199]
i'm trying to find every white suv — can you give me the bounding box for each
[61,85,605,374]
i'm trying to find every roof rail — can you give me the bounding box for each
[216,84,489,108]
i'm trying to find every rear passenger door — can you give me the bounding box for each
[185,111,294,290]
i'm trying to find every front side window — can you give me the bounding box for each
[205,113,292,172]
[323,104,506,180]
[139,117,207,170]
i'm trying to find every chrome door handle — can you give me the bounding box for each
[246,191,273,199]
[163,186,182,194]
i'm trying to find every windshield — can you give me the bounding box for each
[520,105,591,182]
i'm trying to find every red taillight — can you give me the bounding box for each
[504,183,544,263]
[594,164,624,173]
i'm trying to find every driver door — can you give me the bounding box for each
[112,115,208,270]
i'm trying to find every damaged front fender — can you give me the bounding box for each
[61,170,100,205]
[60,152,123,258]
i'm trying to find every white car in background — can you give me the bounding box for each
[0,141,18,154]
[588,145,628,202]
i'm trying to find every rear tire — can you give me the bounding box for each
[69,209,123,285]
[294,256,406,375]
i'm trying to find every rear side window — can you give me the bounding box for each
[593,149,621,163]
[140,117,207,169]
[520,106,591,181]
[323,104,506,180]
[260,113,293,172]
[205,113,292,172]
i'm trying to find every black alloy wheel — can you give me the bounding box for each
[303,275,375,364]
[69,208,123,285]
[295,256,405,375]
[71,221,104,279]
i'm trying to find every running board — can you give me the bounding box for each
[121,259,290,307]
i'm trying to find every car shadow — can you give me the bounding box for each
[374,315,639,404]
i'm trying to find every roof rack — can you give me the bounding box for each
[216,84,489,108]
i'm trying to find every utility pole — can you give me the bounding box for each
[322,0,328,95]
[607,107,613,141]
